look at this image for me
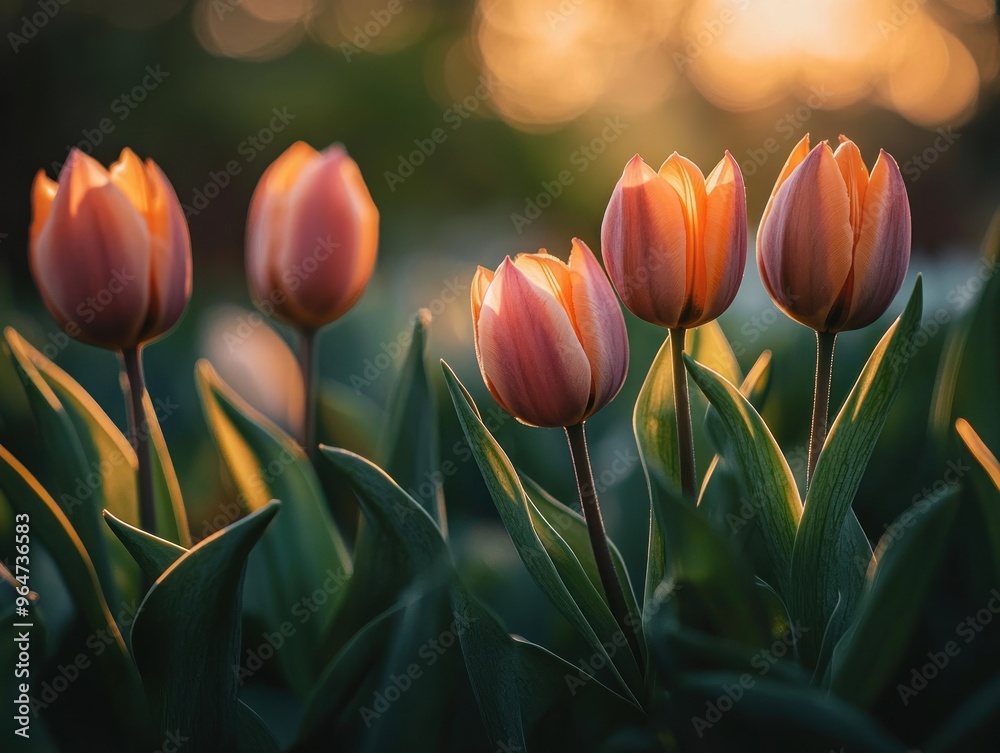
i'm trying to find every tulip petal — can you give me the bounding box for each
[601,155,688,327]
[32,150,151,347]
[759,133,810,233]
[839,150,910,331]
[277,146,379,327]
[659,153,708,313]
[833,137,869,247]
[30,170,57,248]
[698,152,747,325]
[512,252,574,321]
[477,259,591,427]
[141,160,192,339]
[568,238,628,416]
[758,143,853,330]
[246,141,320,309]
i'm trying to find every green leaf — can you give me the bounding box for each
[675,673,907,752]
[923,675,1000,753]
[131,501,280,753]
[378,309,445,529]
[792,278,923,666]
[141,390,190,548]
[521,475,641,646]
[452,585,643,751]
[442,361,643,702]
[683,355,802,597]
[957,418,1000,493]
[829,487,958,706]
[0,444,146,733]
[103,511,187,579]
[196,361,351,697]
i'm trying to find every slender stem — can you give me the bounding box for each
[564,422,642,667]
[668,328,697,500]
[298,327,318,464]
[121,347,155,536]
[807,330,837,489]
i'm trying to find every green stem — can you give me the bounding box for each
[807,330,837,489]
[122,347,155,536]
[668,328,697,500]
[564,422,642,667]
[298,327,318,464]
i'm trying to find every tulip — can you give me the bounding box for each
[246,141,379,331]
[757,135,911,485]
[470,238,639,665]
[601,151,747,329]
[29,147,192,539]
[246,141,379,463]
[30,148,192,349]
[757,134,911,333]
[601,151,746,499]
[471,238,628,429]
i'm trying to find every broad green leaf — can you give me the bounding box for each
[675,673,907,752]
[829,487,958,705]
[104,511,187,579]
[378,309,445,529]
[792,278,923,666]
[0,444,146,734]
[315,446,450,660]
[521,475,641,647]
[923,675,1000,753]
[684,355,801,597]
[197,361,350,696]
[236,703,281,753]
[452,585,643,751]
[443,361,643,702]
[131,501,280,753]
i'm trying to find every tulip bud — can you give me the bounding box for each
[246,142,379,330]
[471,239,628,428]
[29,148,192,349]
[601,151,747,329]
[757,135,911,332]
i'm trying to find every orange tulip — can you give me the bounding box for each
[246,142,379,330]
[757,135,911,332]
[29,148,191,350]
[471,239,628,428]
[601,151,747,329]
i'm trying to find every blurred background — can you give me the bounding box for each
[1,1,999,742]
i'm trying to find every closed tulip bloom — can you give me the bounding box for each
[246,142,379,330]
[757,135,911,332]
[471,239,627,428]
[601,151,747,329]
[29,148,191,349]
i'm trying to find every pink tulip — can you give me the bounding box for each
[246,142,379,330]
[471,239,628,428]
[29,148,191,349]
[757,135,911,332]
[601,151,747,329]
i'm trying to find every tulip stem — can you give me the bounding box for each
[298,327,318,464]
[807,331,837,489]
[121,347,155,537]
[668,329,697,500]
[564,422,642,668]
